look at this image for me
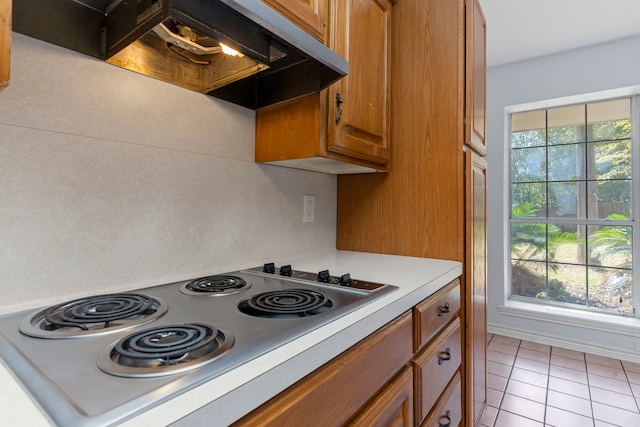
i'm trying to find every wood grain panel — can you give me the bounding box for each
[465,149,487,426]
[256,94,323,162]
[233,311,413,426]
[349,366,414,427]
[0,0,10,92]
[262,0,327,42]
[465,0,486,155]
[327,0,392,166]
[413,279,461,353]
[254,0,392,172]
[336,0,465,261]
[412,318,462,426]
[423,372,462,427]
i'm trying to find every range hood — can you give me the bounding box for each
[12,0,348,109]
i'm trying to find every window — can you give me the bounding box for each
[509,95,637,316]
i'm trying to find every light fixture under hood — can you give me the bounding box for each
[12,0,348,109]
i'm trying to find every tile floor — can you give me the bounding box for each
[482,334,640,427]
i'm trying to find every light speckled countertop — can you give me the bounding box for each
[0,251,462,426]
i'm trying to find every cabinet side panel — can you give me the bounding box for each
[255,94,322,162]
[466,150,487,426]
[337,0,464,261]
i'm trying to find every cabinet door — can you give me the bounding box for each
[327,0,392,167]
[0,0,10,92]
[465,0,486,155]
[349,367,413,427]
[465,149,487,426]
[262,0,327,42]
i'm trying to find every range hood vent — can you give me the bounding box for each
[12,0,348,109]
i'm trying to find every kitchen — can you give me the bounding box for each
[1,1,471,426]
[6,0,640,426]
[13,0,640,426]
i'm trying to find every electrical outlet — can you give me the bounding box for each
[303,195,315,223]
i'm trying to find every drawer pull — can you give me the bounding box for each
[438,410,451,427]
[437,303,451,316]
[438,348,451,365]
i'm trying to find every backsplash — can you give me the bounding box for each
[0,34,337,314]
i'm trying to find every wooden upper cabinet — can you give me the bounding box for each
[0,0,10,92]
[255,0,393,174]
[465,0,486,155]
[326,0,392,167]
[262,0,327,42]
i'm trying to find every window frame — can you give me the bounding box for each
[504,87,640,317]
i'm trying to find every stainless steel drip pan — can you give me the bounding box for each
[0,268,396,427]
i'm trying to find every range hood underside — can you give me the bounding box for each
[12,0,347,109]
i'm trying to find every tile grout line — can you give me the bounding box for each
[622,361,640,414]
[494,337,546,426]
[543,343,551,427]
[581,349,597,427]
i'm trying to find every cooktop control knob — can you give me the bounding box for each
[317,270,331,283]
[263,262,276,274]
[339,273,353,286]
[279,265,292,276]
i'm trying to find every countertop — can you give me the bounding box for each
[0,250,462,426]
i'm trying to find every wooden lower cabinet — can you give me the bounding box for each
[234,278,462,426]
[413,280,460,352]
[413,318,462,426]
[349,367,413,427]
[233,311,413,426]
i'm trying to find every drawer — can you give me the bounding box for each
[413,279,460,352]
[412,317,461,426]
[422,372,462,427]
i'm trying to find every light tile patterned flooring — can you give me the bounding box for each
[482,334,640,427]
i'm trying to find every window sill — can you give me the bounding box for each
[498,300,640,338]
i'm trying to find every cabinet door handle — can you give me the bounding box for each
[438,348,451,365]
[438,410,451,427]
[335,92,344,125]
[437,303,451,316]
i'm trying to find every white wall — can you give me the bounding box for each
[486,35,640,358]
[0,34,337,314]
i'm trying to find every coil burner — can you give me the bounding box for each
[180,275,250,296]
[19,293,168,338]
[238,289,333,318]
[97,323,234,377]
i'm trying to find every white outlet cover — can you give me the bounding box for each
[303,195,315,223]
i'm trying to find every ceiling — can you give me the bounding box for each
[479,0,640,67]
